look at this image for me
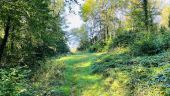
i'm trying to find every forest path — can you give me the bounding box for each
[57,52,106,96]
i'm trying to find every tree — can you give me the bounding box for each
[143,0,149,30]
[0,0,69,67]
[82,0,126,46]
[71,24,89,51]
[0,0,49,61]
[126,0,157,31]
[160,6,170,28]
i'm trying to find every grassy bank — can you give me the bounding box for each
[53,48,170,96]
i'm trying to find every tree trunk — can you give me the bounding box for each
[11,26,15,53]
[106,26,109,40]
[143,0,149,30]
[0,16,11,62]
[168,15,170,28]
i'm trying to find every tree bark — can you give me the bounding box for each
[11,26,15,53]
[143,0,149,30]
[168,15,170,28]
[0,16,11,62]
[106,26,109,40]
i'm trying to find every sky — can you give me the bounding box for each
[65,10,83,31]
[162,0,170,5]
[63,0,84,50]
[64,0,84,31]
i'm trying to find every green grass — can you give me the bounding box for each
[31,48,170,96]
[57,52,107,96]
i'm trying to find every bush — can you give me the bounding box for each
[77,40,90,51]
[131,33,164,55]
[112,31,137,48]
[162,31,170,49]
[30,59,66,96]
[88,42,106,52]
[0,59,66,96]
[0,66,31,96]
[102,39,114,52]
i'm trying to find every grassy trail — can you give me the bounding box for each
[54,50,170,96]
[57,53,106,96]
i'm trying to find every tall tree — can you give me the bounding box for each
[0,0,69,67]
[0,16,11,61]
[143,0,149,30]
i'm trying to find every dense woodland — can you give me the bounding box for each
[0,0,170,96]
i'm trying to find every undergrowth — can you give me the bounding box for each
[0,58,66,96]
[91,47,170,96]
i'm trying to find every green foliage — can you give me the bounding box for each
[102,39,114,52]
[112,31,137,48]
[90,48,170,96]
[0,0,69,67]
[30,59,66,96]
[131,32,170,55]
[0,58,67,96]
[0,1,69,95]
[162,31,170,49]
[132,34,163,55]
[50,50,170,96]
[77,40,90,51]
[81,0,96,21]
[91,47,131,73]
[88,41,106,52]
[1,0,170,96]
[0,66,30,96]
[91,47,170,73]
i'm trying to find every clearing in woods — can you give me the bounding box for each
[57,52,110,96]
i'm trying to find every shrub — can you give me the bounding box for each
[91,50,170,96]
[30,59,66,96]
[88,42,106,52]
[112,31,137,48]
[102,39,114,52]
[77,40,90,51]
[131,33,164,55]
[162,31,170,50]
[0,66,31,96]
